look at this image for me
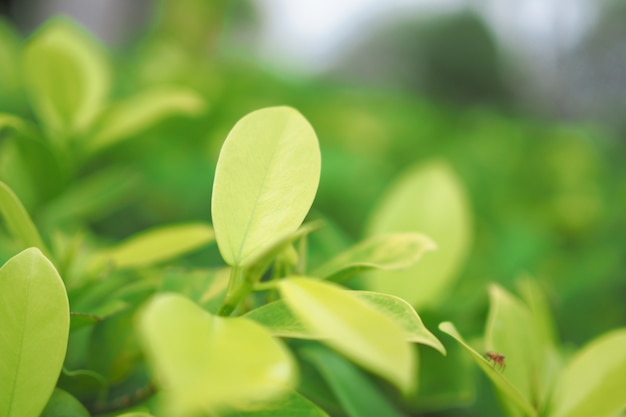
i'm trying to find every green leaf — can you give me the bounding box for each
[311,232,436,282]
[0,20,25,109]
[0,114,39,139]
[94,223,214,270]
[88,308,141,383]
[212,106,321,267]
[301,345,407,417]
[87,86,205,154]
[279,278,414,393]
[515,276,561,408]
[114,413,153,417]
[22,18,110,140]
[39,388,90,417]
[161,268,229,313]
[243,221,322,281]
[70,311,101,332]
[245,291,445,354]
[365,160,471,308]
[485,284,542,407]
[138,293,296,416]
[438,322,536,417]
[222,391,329,417]
[357,292,445,354]
[38,167,140,229]
[549,328,626,417]
[0,181,50,256]
[0,248,70,417]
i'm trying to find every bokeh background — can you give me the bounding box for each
[1,1,625,416]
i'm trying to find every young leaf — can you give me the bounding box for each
[365,160,471,308]
[94,222,214,270]
[212,106,321,267]
[87,86,205,154]
[0,248,70,417]
[485,284,541,406]
[245,291,445,354]
[311,232,436,282]
[279,278,414,393]
[438,322,537,417]
[22,18,110,140]
[0,181,50,256]
[301,345,407,417]
[39,388,90,417]
[549,328,626,417]
[138,293,296,416]
[516,276,562,408]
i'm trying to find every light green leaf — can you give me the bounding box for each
[138,293,296,416]
[212,106,321,267]
[0,181,50,256]
[549,328,626,417]
[22,18,109,140]
[438,322,536,417]
[39,388,90,417]
[245,291,445,354]
[357,292,445,354]
[301,345,407,417]
[365,160,471,308]
[279,278,414,393]
[516,276,562,408]
[0,248,70,417]
[485,284,542,407]
[94,223,214,270]
[222,391,329,417]
[311,232,436,282]
[243,221,322,280]
[87,86,205,154]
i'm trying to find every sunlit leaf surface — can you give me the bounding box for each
[212,107,320,266]
[365,160,471,308]
[138,293,296,416]
[549,328,626,417]
[279,277,414,393]
[438,322,536,417]
[0,248,69,417]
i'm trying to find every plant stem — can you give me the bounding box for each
[217,266,250,316]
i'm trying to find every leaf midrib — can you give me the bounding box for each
[234,118,290,265]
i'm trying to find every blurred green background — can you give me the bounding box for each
[1,1,625,416]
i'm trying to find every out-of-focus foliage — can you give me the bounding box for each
[0,1,625,416]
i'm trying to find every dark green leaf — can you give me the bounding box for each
[40,388,90,417]
[301,345,407,417]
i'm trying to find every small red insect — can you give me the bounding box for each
[485,351,506,371]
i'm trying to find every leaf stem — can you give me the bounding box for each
[217,266,251,316]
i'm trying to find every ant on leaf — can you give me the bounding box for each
[485,351,506,371]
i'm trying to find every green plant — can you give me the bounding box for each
[1,10,625,417]
[440,278,626,417]
[0,105,447,417]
